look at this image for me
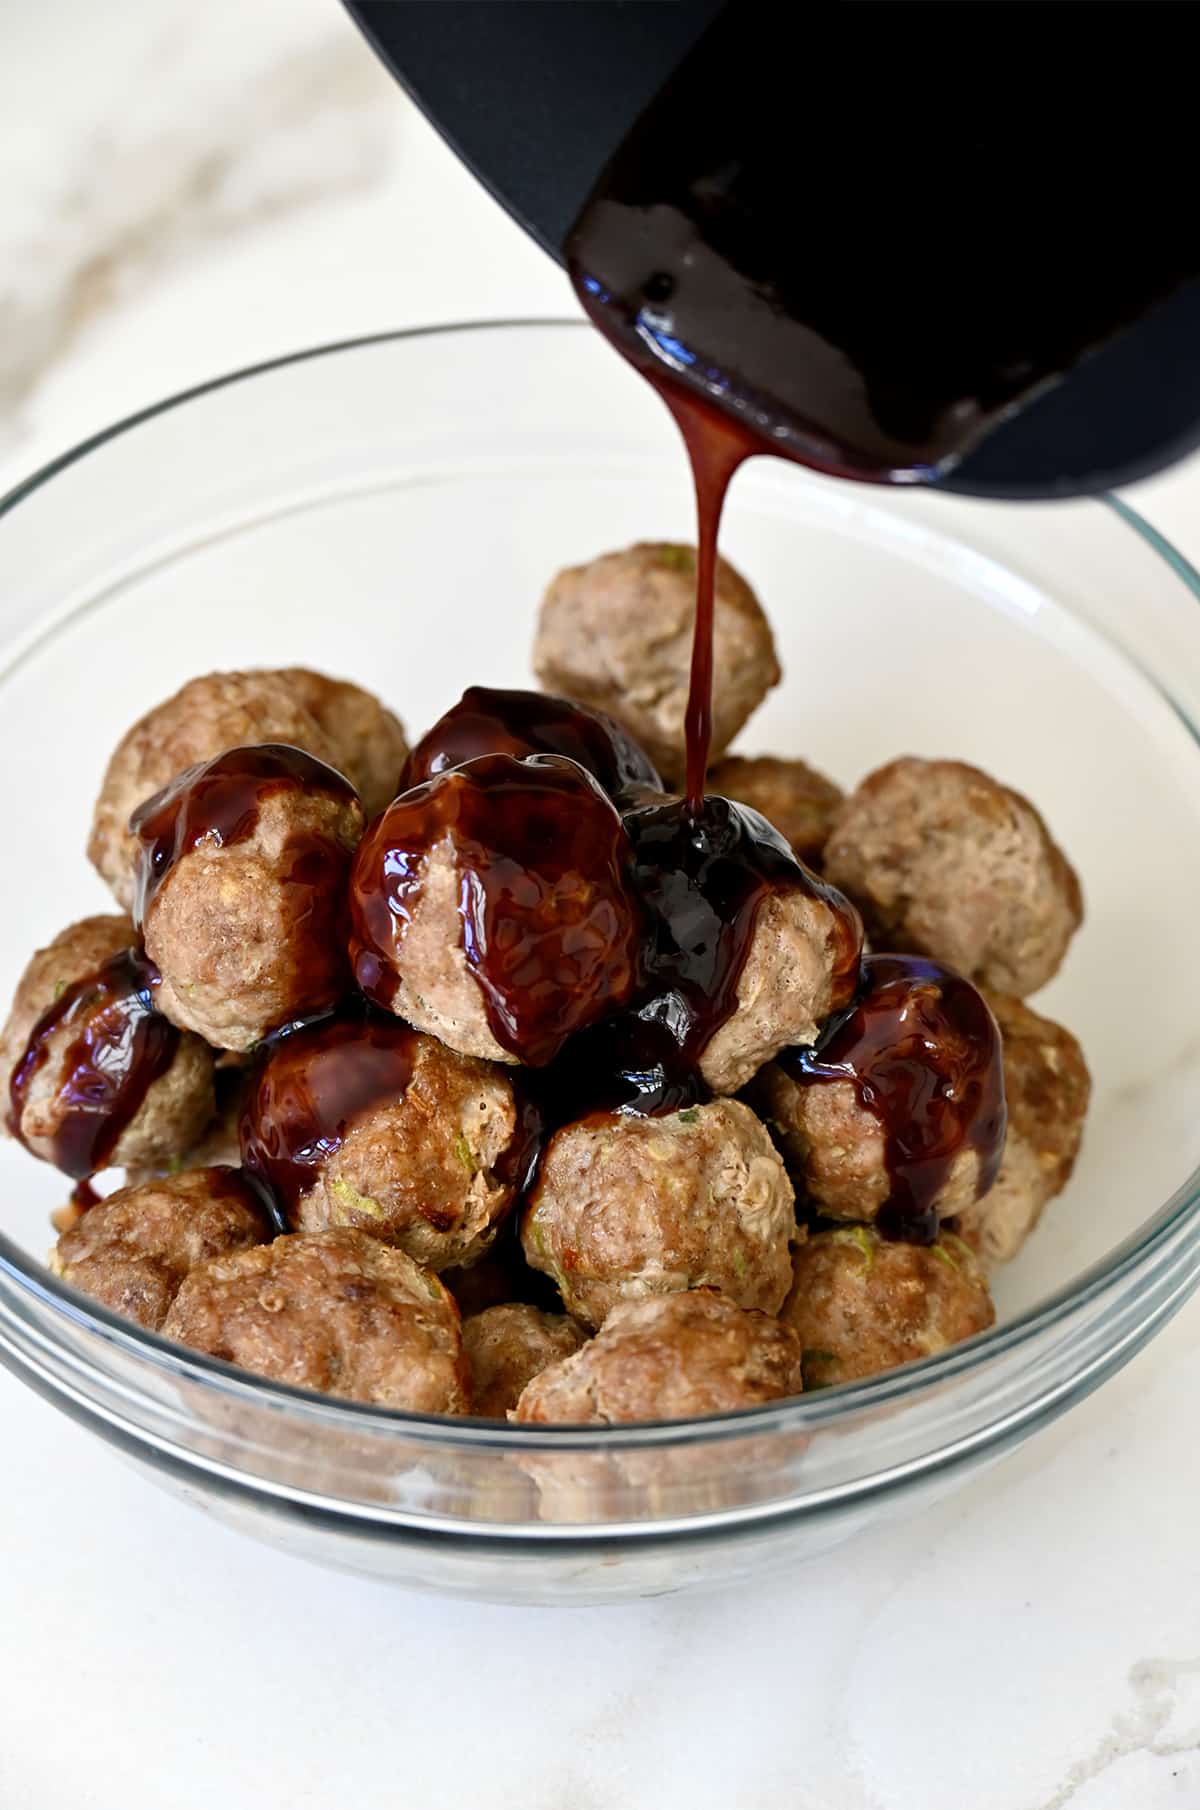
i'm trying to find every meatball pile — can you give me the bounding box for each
[2,549,1090,1431]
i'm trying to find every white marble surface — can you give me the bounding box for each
[3,5,1200,1807]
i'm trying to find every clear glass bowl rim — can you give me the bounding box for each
[1,315,1198,1460]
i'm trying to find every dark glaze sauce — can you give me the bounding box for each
[401,686,663,800]
[538,1009,705,1124]
[130,742,359,926]
[778,955,1007,1245]
[665,397,753,803]
[350,752,640,1068]
[7,948,179,1181]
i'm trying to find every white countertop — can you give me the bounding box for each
[3,7,1200,1807]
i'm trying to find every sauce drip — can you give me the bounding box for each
[778,955,1007,1244]
[131,742,359,926]
[402,686,663,800]
[7,948,180,1181]
[350,752,641,1067]
[665,395,753,806]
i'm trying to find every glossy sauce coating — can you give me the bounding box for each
[350,752,641,1067]
[624,792,861,1065]
[534,1008,706,1124]
[7,948,179,1180]
[401,686,662,799]
[130,742,359,925]
[518,794,860,1133]
[778,954,1007,1244]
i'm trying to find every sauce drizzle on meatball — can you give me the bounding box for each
[7,948,180,1182]
[130,742,359,925]
[241,999,547,1229]
[240,1003,421,1225]
[778,954,1007,1243]
[401,686,663,800]
[623,792,861,1069]
[350,752,641,1067]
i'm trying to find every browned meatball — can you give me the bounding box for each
[351,753,640,1067]
[88,669,348,907]
[522,1099,796,1329]
[2,916,214,1181]
[278,668,409,820]
[132,745,363,1051]
[462,1303,587,1417]
[297,1042,521,1267]
[240,1008,529,1271]
[699,884,862,1094]
[621,792,863,1096]
[753,955,1006,1238]
[823,757,1083,996]
[50,1167,273,1330]
[515,1289,804,1423]
[780,1225,994,1388]
[706,754,843,867]
[957,991,1091,1263]
[162,1228,470,1411]
[533,542,780,782]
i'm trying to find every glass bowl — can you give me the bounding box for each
[2,321,1199,1606]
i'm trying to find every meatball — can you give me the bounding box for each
[88,669,348,907]
[463,1303,587,1417]
[350,753,640,1067]
[123,1059,250,1189]
[753,954,1006,1239]
[132,745,363,1051]
[700,886,862,1095]
[162,1227,470,1411]
[515,1289,803,1423]
[402,686,662,800]
[278,668,408,820]
[957,991,1091,1263]
[2,915,214,1181]
[522,1099,796,1329]
[622,793,863,1096]
[50,1167,273,1331]
[241,1007,529,1271]
[706,754,843,867]
[780,1224,994,1388]
[533,542,780,782]
[823,757,1083,996]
